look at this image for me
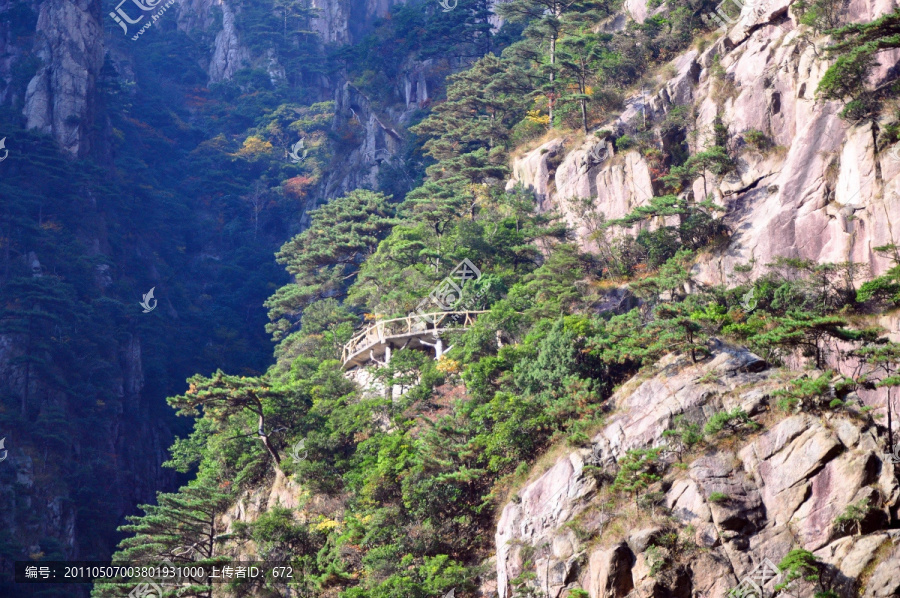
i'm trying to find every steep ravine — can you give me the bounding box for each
[1,0,426,580]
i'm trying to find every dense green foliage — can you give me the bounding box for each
[264,190,399,343]
[817,8,900,120]
[0,120,284,571]
[93,474,233,598]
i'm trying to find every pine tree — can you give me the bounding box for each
[168,371,286,470]
[610,195,727,251]
[655,302,708,362]
[264,190,397,342]
[817,9,900,107]
[752,312,874,369]
[409,53,536,225]
[496,0,603,125]
[0,276,82,417]
[555,3,614,132]
[557,31,605,132]
[857,245,900,305]
[402,180,470,237]
[92,473,233,598]
[421,0,496,60]
[413,55,527,158]
[628,248,694,304]
[854,342,900,457]
[662,146,733,200]
[612,448,663,503]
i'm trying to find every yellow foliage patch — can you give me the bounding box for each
[525,110,550,125]
[313,517,341,531]
[235,136,274,159]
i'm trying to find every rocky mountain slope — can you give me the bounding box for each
[492,344,900,597]
[490,0,900,595]
[5,0,900,594]
[511,0,900,284]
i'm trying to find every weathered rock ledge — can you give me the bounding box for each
[492,343,900,597]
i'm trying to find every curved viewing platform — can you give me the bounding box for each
[341,311,488,370]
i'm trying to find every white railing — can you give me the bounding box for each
[341,311,487,365]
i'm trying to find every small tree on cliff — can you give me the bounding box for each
[410,54,531,221]
[264,190,397,343]
[750,312,875,369]
[557,28,613,132]
[93,473,232,598]
[654,302,708,363]
[662,146,733,200]
[497,0,610,125]
[817,9,900,118]
[854,341,900,458]
[612,447,664,504]
[857,245,900,306]
[168,371,285,471]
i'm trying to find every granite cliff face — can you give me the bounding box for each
[10,0,418,166]
[176,0,428,198]
[496,0,900,596]
[511,0,900,285]
[309,0,406,44]
[20,0,103,157]
[323,66,434,198]
[207,346,900,597]
[493,345,900,598]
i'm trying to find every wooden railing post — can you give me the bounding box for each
[343,311,486,369]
